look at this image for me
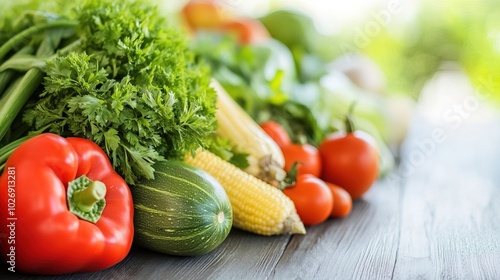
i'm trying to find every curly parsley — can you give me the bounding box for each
[18,0,217,184]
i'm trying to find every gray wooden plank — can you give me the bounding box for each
[392,121,500,279]
[269,176,402,280]
[1,229,291,280]
[392,70,500,280]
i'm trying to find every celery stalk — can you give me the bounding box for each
[0,69,43,140]
[0,20,77,62]
[0,46,34,93]
[0,71,15,94]
[0,28,79,143]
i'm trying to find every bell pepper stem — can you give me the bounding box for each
[73,180,107,212]
[67,175,107,223]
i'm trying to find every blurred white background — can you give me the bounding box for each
[162,0,421,35]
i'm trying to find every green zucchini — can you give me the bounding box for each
[132,160,233,256]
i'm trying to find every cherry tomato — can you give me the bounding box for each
[281,143,321,177]
[260,120,291,148]
[325,182,352,218]
[282,175,333,226]
[319,131,379,199]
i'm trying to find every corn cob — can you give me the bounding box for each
[212,80,286,186]
[185,149,305,235]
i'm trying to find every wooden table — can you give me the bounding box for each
[3,71,500,279]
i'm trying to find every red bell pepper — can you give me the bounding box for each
[0,133,134,275]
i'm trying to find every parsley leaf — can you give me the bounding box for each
[21,0,217,184]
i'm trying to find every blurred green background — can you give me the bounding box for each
[165,0,499,101]
[2,0,498,103]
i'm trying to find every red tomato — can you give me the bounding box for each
[282,175,333,226]
[319,131,379,200]
[281,143,321,177]
[325,182,352,218]
[218,18,270,45]
[260,120,291,148]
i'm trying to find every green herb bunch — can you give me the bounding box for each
[0,0,217,184]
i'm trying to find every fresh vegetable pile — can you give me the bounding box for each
[182,0,393,227]
[185,5,398,177]
[0,0,401,276]
[0,0,227,274]
[262,118,377,226]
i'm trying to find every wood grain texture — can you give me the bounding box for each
[392,122,500,278]
[1,229,291,280]
[269,178,401,280]
[392,71,500,280]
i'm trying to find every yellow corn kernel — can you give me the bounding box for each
[185,149,305,236]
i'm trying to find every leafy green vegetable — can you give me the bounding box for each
[0,12,77,144]
[191,32,327,145]
[190,26,396,176]
[0,0,217,184]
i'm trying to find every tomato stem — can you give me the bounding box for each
[345,115,355,134]
[278,162,299,190]
[67,175,107,223]
[345,102,357,133]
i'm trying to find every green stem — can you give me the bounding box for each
[0,37,80,143]
[0,127,52,171]
[0,68,44,140]
[0,70,16,94]
[0,19,78,62]
[73,181,107,212]
[0,136,25,174]
[0,134,34,165]
[278,162,299,191]
[0,44,32,93]
[345,115,355,134]
[0,39,81,144]
[67,175,107,223]
[345,102,357,134]
[55,39,82,56]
